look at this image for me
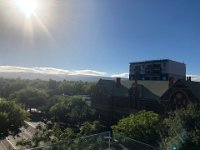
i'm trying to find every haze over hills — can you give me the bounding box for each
[0,66,199,82]
[0,72,111,82]
[0,66,129,82]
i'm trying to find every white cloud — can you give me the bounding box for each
[34,67,70,74]
[69,70,107,76]
[111,73,129,78]
[1,66,199,81]
[0,66,107,77]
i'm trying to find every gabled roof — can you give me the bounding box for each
[112,84,130,97]
[97,79,169,100]
[136,85,160,100]
[118,80,168,97]
[98,79,115,95]
[178,79,200,100]
[161,79,200,101]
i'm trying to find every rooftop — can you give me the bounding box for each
[98,79,169,101]
[130,59,185,65]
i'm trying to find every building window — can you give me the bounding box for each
[134,66,141,74]
[142,64,145,69]
[162,76,167,80]
[162,63,166,69]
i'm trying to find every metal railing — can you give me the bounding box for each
[113,133,159,150]
[26,131,159,150]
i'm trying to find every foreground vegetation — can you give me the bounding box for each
[112,104,200,150]
[0,99,28,136]
[0,78,97,137]
[1,78,200,150]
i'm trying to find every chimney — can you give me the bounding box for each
[186,76,191,81]
[116,77,121,87]
[134,76,138,85]
[169,77,174,87]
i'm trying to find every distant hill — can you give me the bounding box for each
[0,72,116,82]
[0,66,129,82]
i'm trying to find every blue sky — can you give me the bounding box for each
[0,0,200,76]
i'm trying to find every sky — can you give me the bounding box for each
[0,0,200,77]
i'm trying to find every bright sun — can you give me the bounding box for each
[14,0,39,16]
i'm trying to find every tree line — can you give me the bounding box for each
[0,78,97,138]
[1,77,200,149]
[0,78,95,98]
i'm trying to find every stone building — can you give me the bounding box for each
[91,59,199,126]
[91,78,169,126]
[92,76,200,127]
[161,78,200,111]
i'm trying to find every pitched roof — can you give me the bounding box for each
[136,85,160,100]
[118,80,169,97]
[179,79,200,100]
[161,79,200,102]
[97,79,169,100]
[98,79,115,95]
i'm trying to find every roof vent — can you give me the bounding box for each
[116,77,121,87]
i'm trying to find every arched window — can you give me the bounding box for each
[170,90,188,109]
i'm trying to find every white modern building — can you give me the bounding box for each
[129,59,186,81]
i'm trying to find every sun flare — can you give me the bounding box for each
[14,0,39,16]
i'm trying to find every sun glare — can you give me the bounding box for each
[14,0,39,16]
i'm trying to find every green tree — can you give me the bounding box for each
[42,95,62,116]
[58,80,74,95]
[50,96,95,126]
[11,87,48,112]
[48,79,60,96]
[0,99,28,136]
[160,104,200,150]
[28,79,48,90]
[60,128,75,140]
[0,78,27,98]
[83,83,96,95]
[17,123,75,148]
[50,99,67,122]
[58,80,95,96]
[66,96,95,126]
[79,121,101,136]
[112,110,161,146]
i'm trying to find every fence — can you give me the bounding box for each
[27,131,159,150]
[112,133,159,150]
